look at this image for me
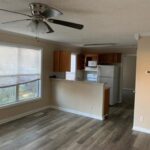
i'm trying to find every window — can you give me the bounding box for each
[0,45,42,107]
[71,53,77,72]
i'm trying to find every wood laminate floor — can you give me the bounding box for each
[0,104,150,150]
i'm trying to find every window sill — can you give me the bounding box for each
[0,97,42,110]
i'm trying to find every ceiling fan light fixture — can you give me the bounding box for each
[38,21,50,33]
[27,21,51,34]
[28,21,38,33]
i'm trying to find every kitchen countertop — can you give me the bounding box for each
[50,78,110,88]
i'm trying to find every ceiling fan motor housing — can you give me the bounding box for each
[29,3,49,16]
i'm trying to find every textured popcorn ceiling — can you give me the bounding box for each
[0,0,149,48]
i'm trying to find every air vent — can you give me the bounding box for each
[84,43,117,47]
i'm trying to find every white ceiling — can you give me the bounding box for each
[0,0,150,48]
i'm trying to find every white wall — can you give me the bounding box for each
[134,36,150,132]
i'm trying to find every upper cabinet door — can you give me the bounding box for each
[53,51,60,72]
[113,53,121,63]
[53,50,71,72]
[65,51,71,71]
[99,53,122,64]
[59,51,71,72]
[59,51,66,72]
[77,54,85,70]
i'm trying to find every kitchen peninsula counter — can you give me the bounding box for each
[50,78,108,120]
[50,78,105,85]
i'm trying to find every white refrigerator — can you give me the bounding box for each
[84,65,120,105]
[99,65,120,105]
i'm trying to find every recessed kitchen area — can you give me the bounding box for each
[50,50,122,120]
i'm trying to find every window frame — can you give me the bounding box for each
[0,42,43,109]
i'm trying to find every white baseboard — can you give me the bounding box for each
[0,105,50,125]
[50,105,103,120]
[133,126,150,134]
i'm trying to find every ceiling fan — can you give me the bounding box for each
[0,3,84,33]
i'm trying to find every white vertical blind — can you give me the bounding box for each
[18,48,41,75]
[71,53,77,72]
[0,46,18,75]
[0,45,41,87]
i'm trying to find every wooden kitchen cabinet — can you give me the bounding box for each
[104,87,110,118]
[53,50,71,72]
[65,51,71,71]
[53,51,60,72]
[77,54,85,70]
[99,53,121,64]
[82,52,121,67]
[113,53,121,63]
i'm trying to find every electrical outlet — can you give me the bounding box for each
[139,116,144,122]
[145,70,150,75]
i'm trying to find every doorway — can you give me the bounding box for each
[122,55,136,106]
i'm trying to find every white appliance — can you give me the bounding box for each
[86,73,98,81]
[99,65,120,105]
[84,66,99,82]
[84,65,120,105]
[88,61,97,67]
[66,72,76,80]
[85,67,98,72]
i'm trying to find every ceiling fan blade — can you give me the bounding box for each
[0,9,31,17]
[48,19,84,30]
[2,19,32,24]
[43,21,54,33]
[42,8,63,18]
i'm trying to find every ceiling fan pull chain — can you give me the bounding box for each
[35,23,39,42]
